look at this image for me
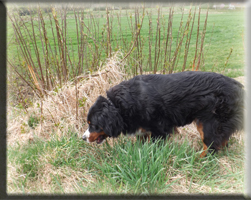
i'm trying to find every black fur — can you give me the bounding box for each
[86,71,244,152]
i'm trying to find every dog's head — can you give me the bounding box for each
[82,96,123,144]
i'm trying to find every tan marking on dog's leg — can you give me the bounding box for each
[139,133,151,143]
[196,121,208,158]
[221,140,228,147]
[200,143,208,158]
[145,133,151,143]
[137,128,151,143]
[220,140,229,150]
[172,126,179,134]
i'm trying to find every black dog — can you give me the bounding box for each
[82,71,244,157]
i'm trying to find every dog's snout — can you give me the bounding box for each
[82,129,90,142]
[82,135,87,141]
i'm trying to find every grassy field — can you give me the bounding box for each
[7,130,244,194]
[7,6,245,78]
[7,4,245,195]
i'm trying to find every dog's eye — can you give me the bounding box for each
[94,125,103,132]
[90,124,98,129]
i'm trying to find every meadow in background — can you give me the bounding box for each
[7,2,245,194]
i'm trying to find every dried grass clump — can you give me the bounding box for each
[36,164,96,193]
[7,162,96,194]
[7,52,126,145]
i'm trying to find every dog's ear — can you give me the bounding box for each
[95,96,108,108]
[98,98,123,138]
[88,96,123,137]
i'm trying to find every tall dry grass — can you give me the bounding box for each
[7,52,126,145]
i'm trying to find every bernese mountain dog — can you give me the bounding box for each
[82,71,244,157]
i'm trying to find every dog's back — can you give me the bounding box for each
[107,71,243,127]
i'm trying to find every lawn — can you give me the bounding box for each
[7,130,244,194]
[7,6,245,78]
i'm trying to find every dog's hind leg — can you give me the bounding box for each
[136,128,151,143]
[221,139,229,148]
[139,133,151,143]
[196,120,209,158]
[196,119,226,157]
[173,127,180,134]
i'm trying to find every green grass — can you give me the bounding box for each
[7,131,244,194]
[7,7,245,78]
